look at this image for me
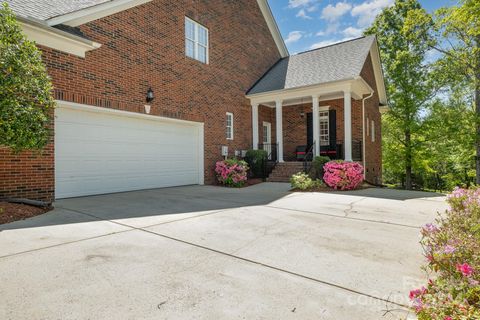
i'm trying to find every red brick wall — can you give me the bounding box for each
[361,53,382,184]
[279,52,383,184]
[0,0,281,201]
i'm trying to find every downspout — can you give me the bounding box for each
[362,90,374,180]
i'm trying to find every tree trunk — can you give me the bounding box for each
[405,128,413,190]
[475,36,480,185]
[475,80,480,185]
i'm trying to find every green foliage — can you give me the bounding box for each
[311,156,330,180]
[244,149,268,178]
[405,0,480,185]
[375,0,480,190]
[290,172,323,191]
[365,0,438,190]
[0,3,55,152]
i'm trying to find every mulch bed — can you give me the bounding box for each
[0,202,51,225]
[214,178,265,188]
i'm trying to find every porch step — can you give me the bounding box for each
[266,162,306,183]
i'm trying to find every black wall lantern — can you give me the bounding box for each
[146,87,154,103]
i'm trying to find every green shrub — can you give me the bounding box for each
[0,3,55,151]
[244,149,268,177]
[311,156,330,179]
[290,172,324,190]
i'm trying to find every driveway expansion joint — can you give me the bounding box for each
[25,205,410,309]
[265,205,421,229]
[138,227,410,309]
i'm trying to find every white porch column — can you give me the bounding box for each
[275,99,284,162]
[252,103,259,150]
[312,95,320,156]
[343,90,353,162]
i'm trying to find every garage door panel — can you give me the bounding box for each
[55,106,203,199]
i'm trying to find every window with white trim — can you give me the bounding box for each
[371,120,375,142]
[185,17,208,64]
[319,110,329,146]
[366,117,369,136]
[226,112,233,140]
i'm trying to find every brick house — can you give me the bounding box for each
[1,0,387,202]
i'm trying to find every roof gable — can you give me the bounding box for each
[248,36,377,95]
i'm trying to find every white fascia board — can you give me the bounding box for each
[18,17,101,58]
[256,0,289,58]
[369,39,388,107]
[246,78,357,105]
[46,0,152,27]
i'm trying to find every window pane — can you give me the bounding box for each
[198,27,208,46]
[186,39,195,58]
[319,117,329,146]
[226,126,232,139]
[198,45,207,63]
[185,19,195,39]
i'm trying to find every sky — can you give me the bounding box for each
[268,0,456,54]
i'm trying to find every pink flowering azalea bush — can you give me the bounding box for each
[323,160,364,190]
[410,187,480,319]
[215,159,249,187]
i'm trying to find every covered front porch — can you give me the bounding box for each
[248,79,373,164]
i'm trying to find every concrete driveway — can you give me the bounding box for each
[0,183,447,319]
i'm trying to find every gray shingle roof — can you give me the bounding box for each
[248,36,376,95]
[4,0,113,21]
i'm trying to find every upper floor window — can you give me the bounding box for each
[185,17,208,64]
[226,112,234,140]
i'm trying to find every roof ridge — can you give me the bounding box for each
[293,35,373,56]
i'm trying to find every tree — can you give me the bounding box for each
[416,93,476,190]
[0,3,54,152]
[429,0,480,185]
[365,0,437,189]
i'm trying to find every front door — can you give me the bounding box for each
[263,121,272,159]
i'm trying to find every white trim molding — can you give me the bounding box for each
[343,90,353,162]
[312,95,320,156]
[275,100,284,162]
[56,100,204,127]
[256,0,289,58]
[319,105,330,112]
[252,104,259,149]
[18,17,101,58]
[46,0,153,27]
[226,112,234,140]
[247,78,367,107]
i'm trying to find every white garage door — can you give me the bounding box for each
[55,103,204,199]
